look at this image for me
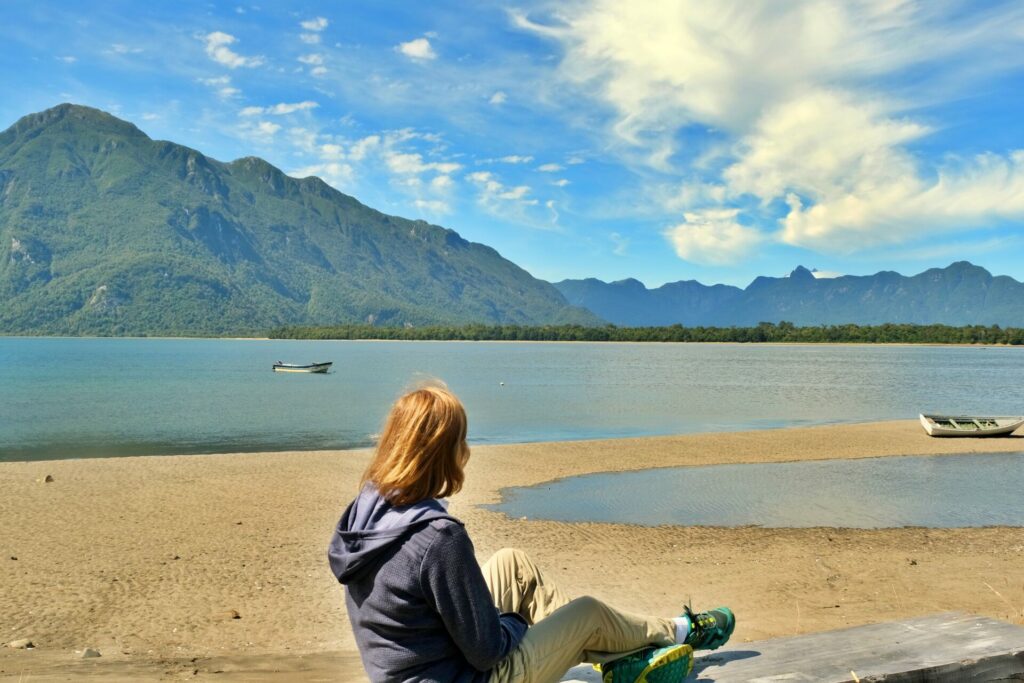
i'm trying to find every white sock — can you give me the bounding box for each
[672,615,691,644]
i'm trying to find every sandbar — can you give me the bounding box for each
[1,420,1022,680]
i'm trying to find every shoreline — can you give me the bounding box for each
[2,333,1022,348]
[2,420,1022,681]
[5,413,1023,465]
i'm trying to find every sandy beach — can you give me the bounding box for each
[2,420,1023,681]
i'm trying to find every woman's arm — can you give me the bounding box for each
[420,522,528,671]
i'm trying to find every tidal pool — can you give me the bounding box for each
[486,453,1024,528]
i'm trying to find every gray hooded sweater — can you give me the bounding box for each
[328,486,528,682]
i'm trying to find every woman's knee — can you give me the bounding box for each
[489,547,528,568]
[569,595,605,619]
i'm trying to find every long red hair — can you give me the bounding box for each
[362,384,470,506]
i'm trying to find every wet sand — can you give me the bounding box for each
[2,420,1023,680]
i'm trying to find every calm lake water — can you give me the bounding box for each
[2,337,1023,461]
[486,453,1024,528]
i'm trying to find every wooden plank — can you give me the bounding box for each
[560,613,1024,683]
[693,612,1024,682]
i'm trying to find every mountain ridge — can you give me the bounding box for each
[0,103,599,335]
[555,261,1024,327]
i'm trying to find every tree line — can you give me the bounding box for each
[268,321,1024,344]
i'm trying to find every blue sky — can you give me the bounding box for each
[2,0,1024,288]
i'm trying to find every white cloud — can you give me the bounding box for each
[724,91,927,202]
[311,66,328,77]
[431,175,454,190]
[300,17,329,32]
[780,150,1024,251]
[489,91,507,105]
[290,162,354,189]
[664,209,764,265]
[318,143,344,159]
[57,55,77,63]
[518,0,1024,256]
[552,178,570,187]
[385,151,461,175]
[466,171,537,205]
[537,163,563,172]
[298,53,323,65]
[240,101,318,116]
[203,31,263,69]
[497,155,533,164]
[110,44,142,54]
[300,33,321,44]
[500,185,531,200]
[349,135,381,161]
[288,127,319,153]
[238,120,282,143]
[397,37,437,61]
[414,199,450,213]
[140,112,160,121]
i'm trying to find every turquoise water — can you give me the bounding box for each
[486,453,1024,528]
[1,338,1023,461]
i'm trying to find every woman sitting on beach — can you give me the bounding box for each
[328,384,734,682]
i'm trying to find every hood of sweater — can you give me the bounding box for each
[328,484,459,584]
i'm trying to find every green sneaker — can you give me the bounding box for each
[596,643,694,683]
[682,605,735,651]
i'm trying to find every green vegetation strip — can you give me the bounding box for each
[269,321,1024,344]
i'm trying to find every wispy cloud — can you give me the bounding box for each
[489,90,507,105]
[109,44,143,55]
[609,231,629,256]
[203,31,264,69]
[537,163,563,172]
[517,0,1024,263]
[385,151,461,176]
[239,101,318,116]
[414,199,450,214]
[237,120,281,143]
[198,75,240,99]
[466,171,536,204]
[495,155,533,164]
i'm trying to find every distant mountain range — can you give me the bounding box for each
[3,104,1024,336]
[0,104,597,336]
[555,262,1024,327]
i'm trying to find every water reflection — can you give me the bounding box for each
[487,453,1024,528]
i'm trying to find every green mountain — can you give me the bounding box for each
[0,104,599,336]
[555,262,1024,327]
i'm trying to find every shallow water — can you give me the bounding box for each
[486,453,1024,528]
[2,338,1023,461]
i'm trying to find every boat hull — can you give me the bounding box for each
[919,414,1024,437]
[272,362,332,374]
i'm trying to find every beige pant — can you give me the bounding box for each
[483,548,676,683]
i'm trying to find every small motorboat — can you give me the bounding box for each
[272,361,332,374]
[919,414,1024,437]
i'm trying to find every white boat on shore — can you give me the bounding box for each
[272,361,332,374]
[919,414,1024,437]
